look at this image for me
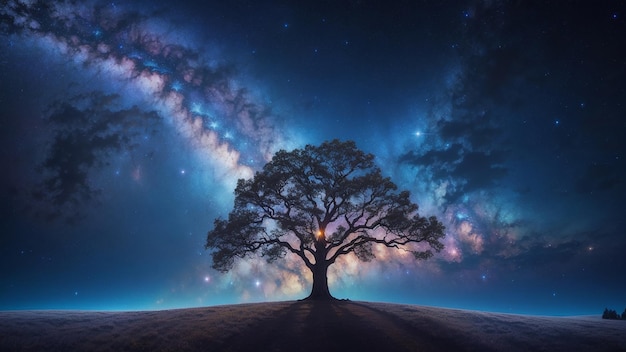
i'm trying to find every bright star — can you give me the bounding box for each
[171,81,183,92]
[191,102,203,115]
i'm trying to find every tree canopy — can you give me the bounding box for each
[206,139,445,299]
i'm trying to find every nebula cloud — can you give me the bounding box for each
[3,0,294,205]
[1,0,625,314]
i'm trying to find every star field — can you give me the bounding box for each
[1,0,625,315]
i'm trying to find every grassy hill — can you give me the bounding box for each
[1,300,624,351]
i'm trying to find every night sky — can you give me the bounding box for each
[1,1,625,315]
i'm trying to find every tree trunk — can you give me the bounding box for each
[306,261,333,300]
[305,239,334,300]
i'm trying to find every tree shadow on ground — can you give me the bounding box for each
[219,300,477,352]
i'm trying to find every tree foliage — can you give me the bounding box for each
[602,308,626,320]
[206,139,445,298]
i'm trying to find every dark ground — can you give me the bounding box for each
[1,300,624,351]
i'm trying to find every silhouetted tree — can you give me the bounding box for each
[610,309,618,319]
[622,308,626,320]
[602,308,620,320]
[205,140,445,300]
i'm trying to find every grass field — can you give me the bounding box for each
[1,300,624,351]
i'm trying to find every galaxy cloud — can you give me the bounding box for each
[1,0,625,315]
